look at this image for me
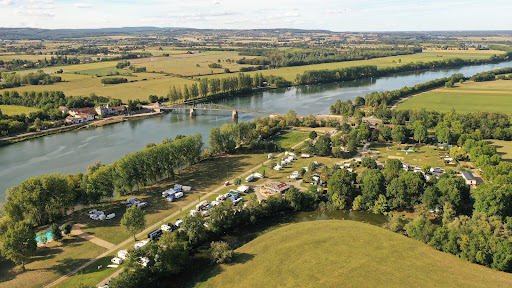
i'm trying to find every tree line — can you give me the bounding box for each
[295,52,511,86]
[0,70,62,89]
[0,56,81,72]
[3,134,203,226]
[237,46,422,68]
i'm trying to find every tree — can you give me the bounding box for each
[208,241,234,264]
[449,146,466,161]
[1,222,36,271]
[413,121,427,143]
[387,213,404,232]
[309,131,317,139]
[383,159,402,182]
[381,126,392,141]
[121,206,146,241]
[473,184,512,219]
[442,202,456,226]
[148,95,158,103]
[362,157,378,169]
[234,178,241,185]
[391,125,407,143]
[327,169,356,209]
[50,223,63,242]
[361,169,386,209]
[315,135,332,156]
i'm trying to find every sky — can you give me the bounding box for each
[0,0,511,31]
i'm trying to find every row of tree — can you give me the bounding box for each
[3,134,203,225]
[295,52,511,86]
[237,47,422,68]
[0,70,62,89]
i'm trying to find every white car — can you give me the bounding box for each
[106,213,116,220]
[201,210,210,217]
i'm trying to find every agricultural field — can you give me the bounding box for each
[197,220,512,288]
[4,73,197,101]
[74,67,133,76]
[132,51,256,76]
[487,139,512,162]
[396,80,512,113]
[205,49,505,81]
[370,143,447,168]
[0,105,39,115]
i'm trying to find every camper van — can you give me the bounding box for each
[111,257,123,265]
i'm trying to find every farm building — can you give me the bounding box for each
[462,171,477,186]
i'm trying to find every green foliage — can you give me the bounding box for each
[309,131,317,139]
[209,241,234,264]
[473,184,512,219]
[100,77,128,84]
[121,206,146,241]
[0,222,36,271]
[50,223,63,242]
[327,169,356,209]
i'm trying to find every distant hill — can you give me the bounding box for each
[197,220,512,288]
[0,27,333,40]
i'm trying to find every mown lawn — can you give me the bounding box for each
[197,220,512,288]
[370,143,447,168]
[487,139,512,162]
[0,236,106,288]
[271,130,310,149]
[0,105,39,116]
[396,80,512,113]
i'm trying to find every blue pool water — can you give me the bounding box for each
[35,229,53,244]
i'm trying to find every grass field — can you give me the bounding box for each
[370,143,447,168]
[204,50,504,81]
[197,220,512,288]
[133,51,255,76]
[3,50,503,103]
[271,130,310,149]
[487,139,512,162]
[0,105,39,115]
[0,236,106,288]
[396,80,512,113]
[74,67,133,76]
[4,73,197,101]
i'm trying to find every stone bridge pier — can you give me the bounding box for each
[232,110,238,119]
[190,108,196,117]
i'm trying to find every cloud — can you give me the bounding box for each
[324,8,357,14]
[212,0,221,5]
[0,0,14,5]
[17,10,55,17]
[75,3,93,8]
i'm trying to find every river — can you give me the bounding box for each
[1,61,512,203]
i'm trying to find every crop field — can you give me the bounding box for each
[74,67,133,76]
[396,80,512,113]
[370,143,447,168]
[132,51,256,76]
[0,54,79,61]
[4,73,198,101]
[197,220,512,288]
[487,139,512,161]
[0,105,39,115]
[204,49,504,81]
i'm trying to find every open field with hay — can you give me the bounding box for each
[197,220,512,288]
[396,80,512,113]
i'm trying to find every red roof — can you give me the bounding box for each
[71,107,97,115]
[112,106,125,111]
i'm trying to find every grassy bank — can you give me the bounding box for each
[396,80,512,113]
[197,220,512,287]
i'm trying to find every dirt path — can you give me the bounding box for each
[70,224,115,250]
[47,137,309,288]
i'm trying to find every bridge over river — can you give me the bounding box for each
[160,103,279,119]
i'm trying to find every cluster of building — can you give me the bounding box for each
[58,104,126,124]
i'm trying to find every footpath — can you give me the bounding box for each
[46,138,308,288]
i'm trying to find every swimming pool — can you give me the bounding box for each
[35,229,53,244]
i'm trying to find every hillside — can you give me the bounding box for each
[197,220,512,288]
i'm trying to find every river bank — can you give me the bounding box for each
[0,111,164,146]
[2,60,512,204]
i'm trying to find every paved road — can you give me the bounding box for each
[46,137,309,288]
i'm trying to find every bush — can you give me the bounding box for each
[50,223,63,241]
[208,241,234,264]
[62,223,72,235]
[101,77,128,84]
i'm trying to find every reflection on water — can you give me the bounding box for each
[1,60,512,203]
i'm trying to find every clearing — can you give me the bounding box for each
[0,105,39,116]
[396,80,512,113]
[370,143,447,168]
[487,139,512,162]
[197,220,512,288]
